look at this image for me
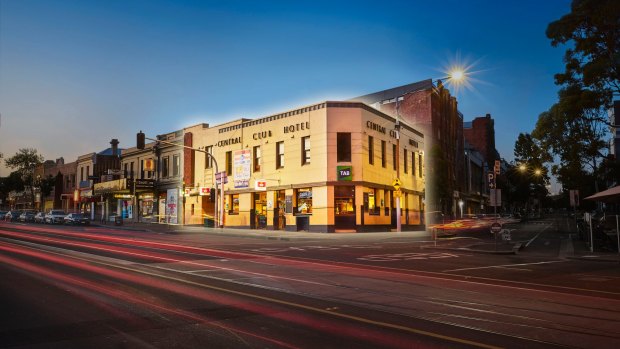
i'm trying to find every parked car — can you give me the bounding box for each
[34,212,46,223]
[5,210,22,222]
[45,210,66,224]
[64,213,90,225]
[0,211,8,220]
[19,211,36,222]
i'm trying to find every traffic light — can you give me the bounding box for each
[137,131,145,150]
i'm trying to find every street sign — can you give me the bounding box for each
[392,178,402,191]
[215,171,226,180]
[490,222,502,234]
[394,190,402,198]
[494,160,501,175]
[490,188,502,206]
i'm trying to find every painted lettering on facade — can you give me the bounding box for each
[283,122,310,134]
[216,137,241,147]
[253,131,272,140]
[366,121,386,134]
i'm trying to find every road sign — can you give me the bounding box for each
[490,188,501,206]
[392,178,402,190]
[490,222,502,234]
[394,190,402,198]
[215,171,227,180]
[494,160,501,174]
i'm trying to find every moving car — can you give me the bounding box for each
[45,210,66,224]
[64,213,90,225]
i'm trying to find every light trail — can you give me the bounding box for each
[0,241,463,349]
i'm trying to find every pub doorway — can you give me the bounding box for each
[253,192,267,229]
[273,190,286,230]
[334,186,356,231]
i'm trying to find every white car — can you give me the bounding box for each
[45,210,66,224]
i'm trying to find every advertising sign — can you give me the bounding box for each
[199,187,210,196]
[337,166,352,181]
[234,149,251,188]
[255,179,267,191]
[490,189,502,207]
[144,159,155,171]
[166,188,178,224]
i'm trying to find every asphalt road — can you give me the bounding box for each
[1,219,619,348]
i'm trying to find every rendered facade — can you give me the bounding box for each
[181,101,425,232]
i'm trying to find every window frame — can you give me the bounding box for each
[253,145,261,172]
[381,140,386,168]
[368,136,374,165]
[276,141,284,169]
[302,136,310,165]
[336,132,351,162]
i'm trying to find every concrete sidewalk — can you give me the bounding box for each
[91,221,432,241]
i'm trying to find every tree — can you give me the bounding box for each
[0,172,25,208]
[530,2,620,201]
[547,0,620,107]
[4,148,44,208]
[511,133,550,213]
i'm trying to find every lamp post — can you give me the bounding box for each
[458,199,464,218]
[395,119,402,232]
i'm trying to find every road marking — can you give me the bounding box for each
[359,252,461,262]
[443,260,567,272]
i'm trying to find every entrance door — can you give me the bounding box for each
[334,186,356,230]
[274,190,286,230]
[253,192,267,229]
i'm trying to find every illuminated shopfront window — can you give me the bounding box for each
[228,194,239,215]
[368,188,379,215]
[295,188,312,215]
[334,186,355,216]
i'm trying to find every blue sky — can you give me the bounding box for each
[0,0,571,182]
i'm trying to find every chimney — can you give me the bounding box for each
[110,139,119,156]
[56,157,64,165]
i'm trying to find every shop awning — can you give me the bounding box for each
[584,185,620,203]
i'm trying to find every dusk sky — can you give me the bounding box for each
[1,0,572,186]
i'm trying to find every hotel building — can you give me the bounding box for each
[182,101,425,232]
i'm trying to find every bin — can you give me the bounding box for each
[114,216,123,226]
[296,215,310,231]
[204,217,214,227]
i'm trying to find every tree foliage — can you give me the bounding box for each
[533,0,620,196]
[547,0,620,104]
[4,148,44,208]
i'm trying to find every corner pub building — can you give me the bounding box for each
[184,101,425,233]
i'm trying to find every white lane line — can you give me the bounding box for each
[443,260,567,273]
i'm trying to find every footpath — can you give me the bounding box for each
[91,218,620,262]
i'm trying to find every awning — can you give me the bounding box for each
[584,185,620,203]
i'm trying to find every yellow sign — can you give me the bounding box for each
[394,190,402,198]
[392,178,402,190]
[144,159,155,171]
